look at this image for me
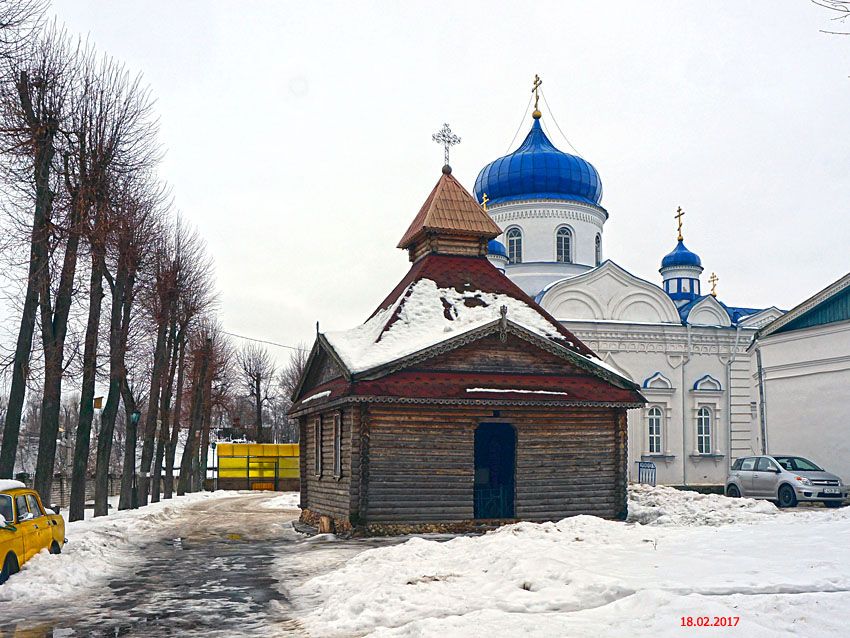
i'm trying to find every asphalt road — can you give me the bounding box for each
[0,492,372,638]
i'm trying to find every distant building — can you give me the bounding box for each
[289,166,644,534]
[751,273,850,480]
[476,94,784,486]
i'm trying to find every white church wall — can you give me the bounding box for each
[758,320,850,481]
[568,320,759,486]
[489,199,606,273]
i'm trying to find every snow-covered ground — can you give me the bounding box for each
[0,490,243,602]
[287,487,850,637]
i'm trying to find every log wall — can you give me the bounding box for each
[299,406,356,528]
[362,403,628,526]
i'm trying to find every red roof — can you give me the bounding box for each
[293,370,642,410]
[369,253,596,358]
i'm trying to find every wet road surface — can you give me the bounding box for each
[0,492,394,638]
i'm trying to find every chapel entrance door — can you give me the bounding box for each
[474,423,516,519]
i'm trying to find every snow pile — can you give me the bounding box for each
[288,489,850,637]
[0,490,239,602]
[627,484,779,527]
[259,491,301,510]
[324,278,568,374]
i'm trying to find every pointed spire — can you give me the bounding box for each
[397,171,502,259]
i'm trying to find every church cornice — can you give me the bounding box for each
[490,202,607,230]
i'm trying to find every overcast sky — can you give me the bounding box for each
[49,1,850,363]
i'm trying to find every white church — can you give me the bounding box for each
[476,96,785,487]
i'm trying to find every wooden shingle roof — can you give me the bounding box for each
[397,170,502,249]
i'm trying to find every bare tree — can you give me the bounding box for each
[94,176,162,516]
[237,343,275,443]
[0,25,76,483]
[66,52,159,521]
[0,0,48,61]
[276,343,308,442]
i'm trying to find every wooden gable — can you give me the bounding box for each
[292,340,347,402]
[414,332,588,377]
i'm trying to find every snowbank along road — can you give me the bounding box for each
[0,490,396,637]
[2,487,849,637]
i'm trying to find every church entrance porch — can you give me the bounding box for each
[474,423,516,519]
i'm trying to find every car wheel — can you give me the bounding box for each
[824,501,842,509]
[49,541,61,555]
[778,484,797,508]
[0,553,19,585]
[726,485,741,498]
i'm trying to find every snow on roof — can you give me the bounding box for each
[467,388,569,396]
[0,479,26,492]
[324,278,571,374]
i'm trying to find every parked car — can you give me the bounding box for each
[0,480,66,584]
[725,455,849,508]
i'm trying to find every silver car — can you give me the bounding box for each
[725,455,848,508]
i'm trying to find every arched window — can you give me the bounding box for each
[556,226,572,263]
[647,406,663,454]
[506,227,522,264]
[697,407,712,454]
[595,234,602,266]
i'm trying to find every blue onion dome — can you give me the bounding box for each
[474,118,603,207]
[661,241,702,269]
[487,239,507,257]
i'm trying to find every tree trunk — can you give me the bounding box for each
[137,318,168,507]
[163,329,186,499]
[196,369,213,491]
[69,243,105,521]
[151,319,177,503]
[0,81,56,478]
[178,339,208,495]
[254,376,264,443]
[117,381,137,510]
[95,263,134,516]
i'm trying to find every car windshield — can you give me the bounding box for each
[774,456,823,472]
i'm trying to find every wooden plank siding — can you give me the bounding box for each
[300,407,355,521]
[361,404,627,525]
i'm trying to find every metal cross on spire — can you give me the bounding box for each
[432,123,460,170]
[709,272,719,297]
[532,73,543,118]
[675,206,685,242]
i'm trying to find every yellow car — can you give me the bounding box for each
[0,480,66,584]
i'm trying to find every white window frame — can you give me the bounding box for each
[555,226,573,263]
[314,416,322,477]
[506,227,523,264]
[696,406,712,454]
[647,406,663,454]
[595,234,602,266]
[333,412,342,479]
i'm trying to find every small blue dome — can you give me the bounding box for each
[474,118,603,207]
[487,239,507,257]
[661,241,702,269]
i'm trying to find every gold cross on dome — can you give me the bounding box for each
[675,206,685,242]
[709,272,719,297]
[481,193,489,211]
[531,74,543,116]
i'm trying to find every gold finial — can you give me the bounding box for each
[481,193,489,211]
[531,74,542,119]
[709,272,719,297]
[674,206,685,242]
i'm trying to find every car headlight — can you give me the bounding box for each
[795,476,812,486]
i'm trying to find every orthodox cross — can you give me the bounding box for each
[481,193,489,211]
[432,123,460,168]
[709,272,719,297]
[675,206,685,242]
[532,74,542,116]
